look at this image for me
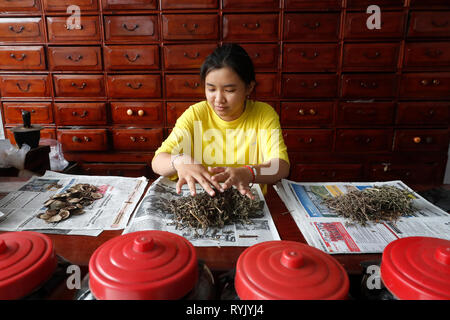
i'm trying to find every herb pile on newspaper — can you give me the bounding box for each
[322,185,416,226]
[160,188,264,236]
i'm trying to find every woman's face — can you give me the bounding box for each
[205,66,254,121]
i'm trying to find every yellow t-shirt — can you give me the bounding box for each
[154,100,289,193]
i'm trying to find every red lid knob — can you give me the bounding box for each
[280,249,304,269]
[381,237,450,300]
[89,231,198,300]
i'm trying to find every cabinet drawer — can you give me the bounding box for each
[161,0,217,9]
[165,74,203,99]
[112,128,163,151]
[399,73,450,99]
[285,0,341,9]
[7,127,56,145]
[241,44,278,71]
[403,42,450,69]
[111,102,163,125]
[104,15,158,42]
[396,102,449,125]
[47,16,100,43]
[55,103,107,126]
[102,0,157,10]
[283,44,339,72]
[335,129,393,152]
[3,102,53,124]
[291,164,363,182]
[341,74,398,98]
[48,46,102,71]
[253,73,278,98]
[0,0,40,12]
[347,0,404,8]
[163,44,217,70]
[284,13,340,41]
[281,102,333,127]
[223,14,278,41]
[344,12,405,39]
[224,0,278,9]
[342,43,400,71]
[104,45,159,71]
[162,14,218,40]
[58,129,108,152]
[282,129,333,152]
[408,12,450,38]
[80,162,150,178]
[0,74,51,97]
[166,102,192,126]
[337,102,395,126]
[107,75,161,98]
[394,129,449,152]
[369,162,440,184]
[54,75,105,97]
[282,74,338,98]
[0,18,44,43]
[0,46,46,70]
[43,0,98,11]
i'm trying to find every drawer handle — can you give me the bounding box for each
[127,109,133,116]
[309,109,316,115]
[122,23,139,31]
[421,79,441,86]
[363,51,381,59]
[72,110,88,118]
[130,136,136,142]
[183,52,200,59]
[433,79,440,86]
[298,108,305,115]
[71,82,87,89]
[65,24,83,30]
[21,108,35,113]
[305,137,314,144]
[67,55,83,62]
[72,136,81,142]
[8,25,24,33]
[354,136,372,144]
[303,21,320,29]
[83,136,90,142]
[10,53,26,61]
[184,81,200,89]
[413,137,421,144]
[182,23,198,33]
[138,109,145,117]
[16,82,30,92]
[300,51,319,60]
[127,82,143,89]
[124,53,140,62]
[139,136,146,142]
[427,109,435,116]
[300,81,319,89]
[242,22,260,30]
[360,81,378,89]
[431,20,449,28]
[425,49,443,58]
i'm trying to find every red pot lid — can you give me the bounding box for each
[0,231,57,300]
[89,230,198,300]
[381,236,450,300]
[235,240,349,300]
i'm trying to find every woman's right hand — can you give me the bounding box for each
[173,154,224,197]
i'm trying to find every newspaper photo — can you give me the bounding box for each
[275,179,450,254]
[0,171,148,236]
[123,176,281,247]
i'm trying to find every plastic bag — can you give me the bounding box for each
[40,138,69,171]
[0,139,31,170]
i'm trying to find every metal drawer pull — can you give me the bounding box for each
[363,51,381,59]
[138,110,145,116]
[303,21,320,29]
[72,136,80,142]
[71,82,87,89]
[122,23,139,31]
[8,25,24,33]
[65,24,83,30]
[83,136,90,142]
[72,110,88,118]
[300,81,319,88]
[300,51,319,60]
[21,109,35,113]
[421,79,440,86]
[433,79,440,85]
[126,82,142,89]
[305,137,313,144]
[431,20,448,28]
[183,52,200,59]
[124,53,140,62]
[130,136,136,142]
[413,137,421,143]
[67,55,83,62]
[242,22,260,30]
[16,82,30,92]
[139,136,146,142]
[425,49,443,58]
[126,109,133,116]
[182,23,198,33]
[309,109,316,115]
[10,53,26,61]
[184,81,200,89]
[360,81,378,89]
[298,109,305,115]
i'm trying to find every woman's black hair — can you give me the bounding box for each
[200,43,255,86]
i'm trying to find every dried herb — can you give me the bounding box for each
[160,188,264,236]
[322,185,416,226]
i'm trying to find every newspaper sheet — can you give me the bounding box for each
[0,171,148,236]
[275,179,450,254]
[123,176,281,247]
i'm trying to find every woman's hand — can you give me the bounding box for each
[173,154,224,197]
[209,166,255,200]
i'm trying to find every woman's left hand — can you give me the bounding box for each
[209,166,255,200]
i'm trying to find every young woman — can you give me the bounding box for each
[151,44,290,199]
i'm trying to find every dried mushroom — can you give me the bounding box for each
[39,183,103,223]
